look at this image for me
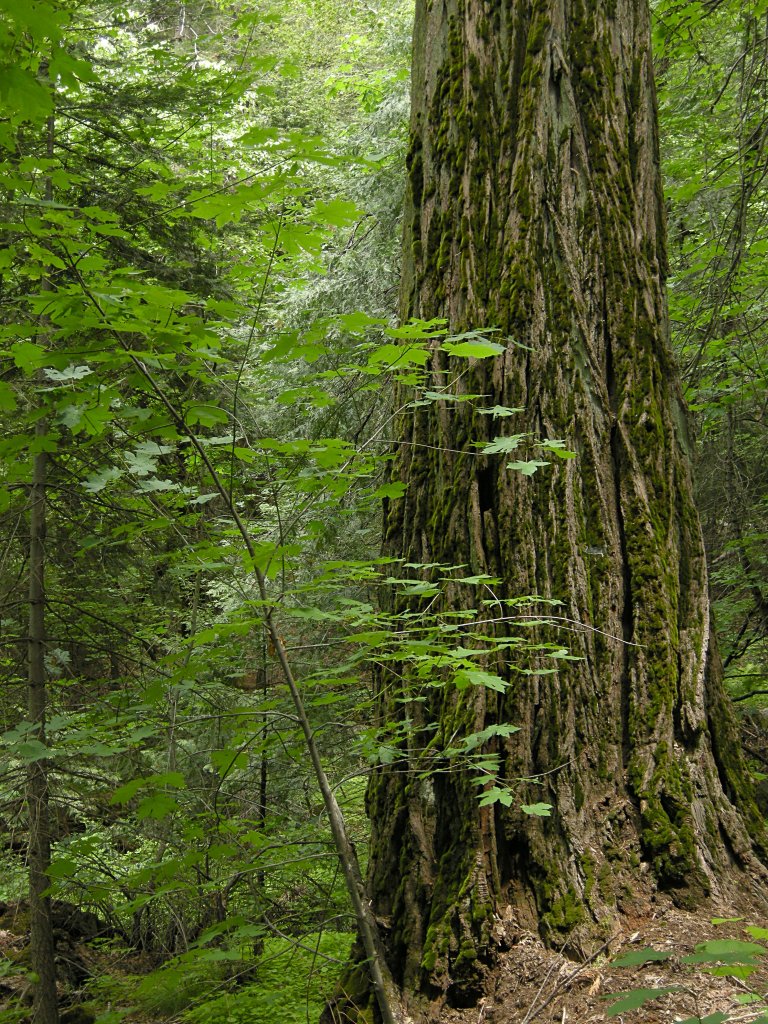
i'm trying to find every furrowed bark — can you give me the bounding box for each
[363,0,768,1010]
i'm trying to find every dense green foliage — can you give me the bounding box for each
[0,0,766,1021]
[655,0,768,699]
[0,1,412,1019]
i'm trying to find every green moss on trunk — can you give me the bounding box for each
[357,0,768,1013]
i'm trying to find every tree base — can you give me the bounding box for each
[327,886,768,1024]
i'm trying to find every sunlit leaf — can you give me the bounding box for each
[479,435,527,455]
[454,669,508,692]
[520,803,552,816]
[442,338,505,358]
[42,364,93,382]
[367,343,430,369]
[478,786,514,807]
[507,460,550,475]
[311,198,361,227]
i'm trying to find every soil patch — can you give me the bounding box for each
[411,896,768,1024]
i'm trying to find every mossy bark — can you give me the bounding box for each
[367,0,768,1011]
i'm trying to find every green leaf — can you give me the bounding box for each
[82,468,123,494]
[421,390,483,403]
[461,724,520,750]
[211,749,248,776]
[450,573,502,584]
[507,460,550,475]
[520,803,552,816]
[79,741,121,757]
[111,772,186,804]
[704,965,757,978]
[480,434,527,454]
[185,404,229,427]
[14,739,50,762]
[478,786,514,807]
[0,66,53,125]
[236,125,280,146]
[386,317,446,339]
[478,405,523,417]
[0,381,16,411]
[0,0,65,37]
[11,341,47,371]
[48,857,78,879]
[244,542,278,574]
[339,311,387,332]
[454,669,508,692]
[612,948,673,967]
[442,338,505,358]
[310,692,348,706]
[370,482,406,499]
[277,385,334,407]
[605,988,676,1016]
[735,993,766,1005]
[136,794,180,820]
[745,926,768,940]
[43,364,94,383]
[312,438,353,467]
[686,939,767,960]
[311,198,361,227]
[135,477,178,493]
[367,343,430,369]
[49,46,97,86]
[538,438,576,459]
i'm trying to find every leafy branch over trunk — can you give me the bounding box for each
[363,0,768,1008]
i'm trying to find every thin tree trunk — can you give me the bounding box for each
[27,422,58,1024]
[60,274,404,1024]
[364,0,768,1007]
[257,635,268,891]
[27,108,59,1024]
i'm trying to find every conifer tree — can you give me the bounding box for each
[366,0,768,1004]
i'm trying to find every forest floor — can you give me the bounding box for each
[0,899,354,1024]
[4,888,768,1024]
[432,897,768,1024]
[3,894,768,1024]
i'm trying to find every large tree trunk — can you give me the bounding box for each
[366,0,767,1009]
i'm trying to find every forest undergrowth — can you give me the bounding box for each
[0,0,767,1022]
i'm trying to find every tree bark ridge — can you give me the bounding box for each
[367,0,768,1006]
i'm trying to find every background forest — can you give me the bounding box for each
[0,1,766,1023]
